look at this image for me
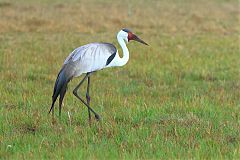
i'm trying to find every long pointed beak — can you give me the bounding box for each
[133,34,148,46]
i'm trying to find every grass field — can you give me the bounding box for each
[0,0,239,159]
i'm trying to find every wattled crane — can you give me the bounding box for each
[49,28,148,122]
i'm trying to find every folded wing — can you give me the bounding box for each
[63,42,117,76]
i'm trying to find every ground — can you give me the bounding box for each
[0,0,239,159]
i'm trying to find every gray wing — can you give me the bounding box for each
[63,42,117,76]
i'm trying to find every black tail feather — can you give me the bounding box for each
[49,101,55,114]
[49,66,72,115]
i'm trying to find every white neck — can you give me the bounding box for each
[116,36,129,66]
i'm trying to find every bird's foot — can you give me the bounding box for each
[95,114,100,121]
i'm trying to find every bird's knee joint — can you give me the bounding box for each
[86,94,90,101]
[73,90,77,96]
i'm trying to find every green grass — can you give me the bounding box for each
[0,0,239,159]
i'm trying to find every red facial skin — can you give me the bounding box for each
[127,32,135,42]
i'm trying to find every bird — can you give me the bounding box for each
[49,28,148,122]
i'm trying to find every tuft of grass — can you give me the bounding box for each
[0,0,239,159]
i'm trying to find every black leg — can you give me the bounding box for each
[73,73,100,121]
[86,76,91,122]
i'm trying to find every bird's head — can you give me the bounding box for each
[117,28,148,45]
